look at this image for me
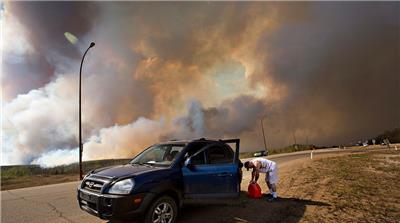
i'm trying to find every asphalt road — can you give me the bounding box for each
[0,148,358,223]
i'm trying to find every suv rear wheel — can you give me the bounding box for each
[144,196,178,223]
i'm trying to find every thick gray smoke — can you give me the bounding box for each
[3,2,99,100]
[169,96,266,139]
[253,2,400,145]
[2,2,399,167]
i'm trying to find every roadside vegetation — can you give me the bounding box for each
[1,159,130,190]
[372,127,400,144]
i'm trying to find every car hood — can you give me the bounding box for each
[91,164,164,178]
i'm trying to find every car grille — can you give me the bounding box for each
[82,179,105,193]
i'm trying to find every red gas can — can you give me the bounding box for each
[248,183,262,198]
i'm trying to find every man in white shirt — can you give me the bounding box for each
[244,158,279,201]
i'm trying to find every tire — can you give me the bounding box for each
[143,196,178,223]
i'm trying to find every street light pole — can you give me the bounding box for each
[79,42,95,180]
[260,116,267,151]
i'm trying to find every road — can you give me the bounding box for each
[0,148,361,223]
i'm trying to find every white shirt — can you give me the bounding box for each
[251,158,276,173]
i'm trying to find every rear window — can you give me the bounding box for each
[207,145,234,164]
[191,151,206,165]
[184,142,234,165]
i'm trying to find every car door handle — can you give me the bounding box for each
[216,172,233,177]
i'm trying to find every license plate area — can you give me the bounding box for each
[80,191,98,203]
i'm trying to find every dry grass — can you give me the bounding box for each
[280,150,400,222]
[1,174,80,191]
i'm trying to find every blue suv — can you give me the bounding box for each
[77,138,243,223]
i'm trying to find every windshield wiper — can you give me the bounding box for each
[139,162,153,167]
[130,161,157,167]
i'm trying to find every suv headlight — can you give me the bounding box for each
[108,179,135,195]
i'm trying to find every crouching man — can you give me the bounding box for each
[244,158,279,201]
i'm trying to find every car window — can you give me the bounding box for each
[207,145,234,164]
[163,146,182,161]
[130,144,185,166]
[190,151,206,165]
[183,142,209,165]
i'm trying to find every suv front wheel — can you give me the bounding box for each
[144,196,178,223]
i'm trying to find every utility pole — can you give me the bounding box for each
[292,131,297,148]
[260,117,267,151]
[79,42,95,180]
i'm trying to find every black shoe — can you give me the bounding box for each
[265,193,273,198]
[267,196,278,202]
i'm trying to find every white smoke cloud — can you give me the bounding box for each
[2,64,156,166]
[31,149,79,168]
[28,117,168,167]
[2,75,79,165]
[83,117,167,161]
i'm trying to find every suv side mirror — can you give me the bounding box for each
[238,160,244,168]
[184,158,195,170]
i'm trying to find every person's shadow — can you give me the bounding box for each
[109,192,330,223]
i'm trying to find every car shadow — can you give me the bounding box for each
[108,192,330,223]
[178,192,330,223]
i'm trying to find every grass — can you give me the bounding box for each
[287,150,400,222]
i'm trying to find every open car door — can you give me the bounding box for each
[220,138,243,187]
[182,139,242,198]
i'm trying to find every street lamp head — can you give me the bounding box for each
[89,42,95,48]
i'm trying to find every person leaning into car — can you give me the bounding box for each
[244,158,279,201]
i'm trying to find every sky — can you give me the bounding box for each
[1,2,399,167]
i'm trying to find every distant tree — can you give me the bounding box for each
[374,128,400,144]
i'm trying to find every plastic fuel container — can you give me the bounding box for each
[248,183,262,198]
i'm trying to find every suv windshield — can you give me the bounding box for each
[130,144,185,166]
